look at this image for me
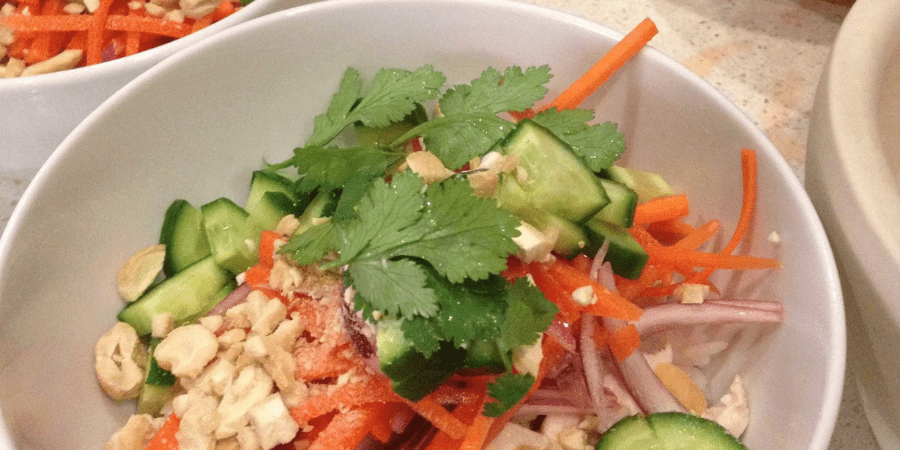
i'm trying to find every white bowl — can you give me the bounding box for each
[806,0,900,447]
[0,0,316,177]
[0,0,844,448]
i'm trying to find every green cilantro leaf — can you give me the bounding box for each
[400,315,443,358]
[439,66,552,115]
[531,107,625,172]
[278,221,339,265]
[289,145,403,194]
[499,278,559,352]
[394,66,552,170]
[345,258,440,317]
[397,176,520,283]
[483,372,536,417]
[425,267,508,345]
[306,66,445,147]
[413,114,514,170]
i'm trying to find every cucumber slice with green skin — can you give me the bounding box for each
[118,256,233,335]
[462,339,505,374]
[144,339,176,386]
[500,119,610,223]
[293,190,340,236]
[595,412,747,450]
[595,178,639,228]
[201,197,256,274]
[495,177,589,257]
[355,102,428,147]
[604,165,675,204]
[245,171,298,232]
[583,217,649,280]
[137,338,179,415]
[159,199,211,276]
[376,319,466,401]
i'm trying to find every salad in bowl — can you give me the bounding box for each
[0,1,844,449]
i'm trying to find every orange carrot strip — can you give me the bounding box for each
[191,10,215,32]
[671,219,721,251]
[545,259,643,321]
[258,230,282,267]
[633,194,690,225]
[306,403,386,450]
[66,30,88,51]
[402,391,469,441]
[124,6,143,56]
[526,262,581,323]
[368,402,401,444]
[145,414,180,450]
[646,218,696,245]
[212,0,236,21]
[541,18,658,112]
[648,247,779,270]
[459,414,495,450]
[607,323,641,362]
[290,376,398,424]
[86,0,115,65]
[688,149,759,283]
[243,264,271,288]
[425,378,489,450]
[570,253,593,274]
[0,14,92,32]
[105,15,193,38]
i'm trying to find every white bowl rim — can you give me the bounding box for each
[819,0,900,318]
[0,0,846,447]
[0,0,277,90]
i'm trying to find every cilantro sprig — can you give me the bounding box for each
[277,63,625,416]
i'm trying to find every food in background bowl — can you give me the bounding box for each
[0,0,241,77]
[0,0,844,449]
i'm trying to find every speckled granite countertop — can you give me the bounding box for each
[0,0,877,448]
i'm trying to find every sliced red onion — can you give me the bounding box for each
[339,286,382,375]
[546,319,577,352]
[206,282,251,317]
[706,298,785,313]
[602,317,687,414]
[516,403,595,417]
[634,301,784,336]
[580,314,635,431]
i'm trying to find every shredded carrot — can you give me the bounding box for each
[545,258,644,321]
[257,230,282,267]
[425,377,489,450]
[290,376,398,424]
[570,253,593,274]
[459,414,495,450]
[0,0,241,75]
[402,390,470,441]
[368,402,401,444]
[525,261,581,323]
[243,263,271,288]
[306,402,388,450]
[607,323,641,362]
[145,414,180,450]
[670,219,721,250]
[633,194,690,225]
[541,18,658,112]
[645,218,697,245]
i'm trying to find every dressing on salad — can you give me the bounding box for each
[95,18,784,450]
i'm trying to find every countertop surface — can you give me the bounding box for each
[0,0,878,448]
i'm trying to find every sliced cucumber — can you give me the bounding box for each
[355,102,428,147]
[495,176,589,257]
[293,190,340,236]
[595,412,746,450]
[137,339,178,415]
[245,171,297,231]
[201,197,256,274]
[376,319,465,401]
[159,200,211,276]
[462,339,505,374]
[595,178,638,228]
[604,165,675,204]
[584,217,649,280]
[118,256,233,335]
[500,120,610,223]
